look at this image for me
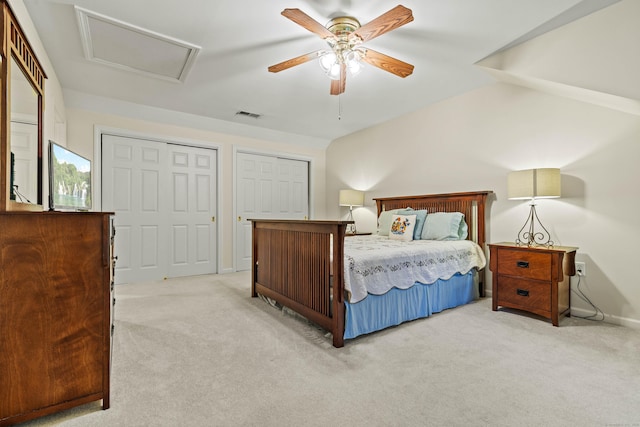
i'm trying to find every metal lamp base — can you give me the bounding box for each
[515,203,554,247]
[346,206,357,234]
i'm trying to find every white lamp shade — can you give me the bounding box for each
[508,168,561,200]
[339,189,364,207]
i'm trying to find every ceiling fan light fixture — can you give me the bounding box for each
[319,49,362,80]
[319,51,337,71]
[326,62,342,80]
[345,50,362,76]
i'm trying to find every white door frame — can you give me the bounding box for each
[232,146,314,272]
[93,125,223,274]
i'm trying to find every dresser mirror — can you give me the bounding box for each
[1,0,46,211]
[10,55,40,205]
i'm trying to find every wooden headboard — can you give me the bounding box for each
[374,191,493,250]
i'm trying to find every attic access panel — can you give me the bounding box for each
[75,6,200,83]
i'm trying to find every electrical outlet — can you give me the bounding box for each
[575,261,586,276]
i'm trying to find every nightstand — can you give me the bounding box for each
[488,242,578,326]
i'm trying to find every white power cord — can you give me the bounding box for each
[571,271,605,321]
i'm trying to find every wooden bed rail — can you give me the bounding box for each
[250,220,352,348]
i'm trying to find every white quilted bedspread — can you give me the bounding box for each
[343,235,487,303]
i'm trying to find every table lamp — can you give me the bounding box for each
[507,168,560,247]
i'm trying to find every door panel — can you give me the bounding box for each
[167,144,217,278]
[235,153,309,271]
[140,225,160,268]
[102,135,167,284]
[236,153,276,271]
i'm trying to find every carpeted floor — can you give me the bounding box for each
[19,272,640,426]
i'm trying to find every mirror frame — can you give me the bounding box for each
[1,0,47,211]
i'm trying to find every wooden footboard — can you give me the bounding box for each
[251,220,351,348]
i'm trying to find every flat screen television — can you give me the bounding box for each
[48,140,92,211]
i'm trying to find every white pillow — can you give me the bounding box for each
[421,212,468,241]
[389,214,417,241]
[377,209,400,236]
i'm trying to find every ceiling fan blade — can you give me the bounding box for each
[330,63,346,95]
[351,5,413,43]
[268,50,323,73]
[281,9,336,40]
[361,48,414,78]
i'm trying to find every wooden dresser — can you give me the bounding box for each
[489,242,578,326]
[0,212,114,426]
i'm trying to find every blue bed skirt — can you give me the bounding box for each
[344,271,478,340]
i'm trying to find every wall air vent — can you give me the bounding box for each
[75,6,200,83]
[235,111,261,119]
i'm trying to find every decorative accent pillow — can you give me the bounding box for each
[377,209,400,236]
[397,208,428,240]
[421,212,468,241]
[389,214,417,241]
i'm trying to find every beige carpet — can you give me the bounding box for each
[20,272,640,427]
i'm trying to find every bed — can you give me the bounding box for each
[250,191,492,348]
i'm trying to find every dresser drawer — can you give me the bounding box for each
[497,276,551,311]
[497,249,552,281]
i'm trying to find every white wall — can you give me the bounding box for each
[326,1,640,327]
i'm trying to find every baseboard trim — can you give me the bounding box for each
[483,289,640,329]
[570,307,640,329]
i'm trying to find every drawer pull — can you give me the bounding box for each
[516,261,529,268]
[516,288,530,297]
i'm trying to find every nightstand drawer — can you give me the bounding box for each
[498,277,551,311]
[497,249,552,281]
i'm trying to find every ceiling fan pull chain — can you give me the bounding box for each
[338,94,342,120]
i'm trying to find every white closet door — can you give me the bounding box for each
[102,135,218,284]
[235,152,309,271]
[167,144,217,277]
[102,134,168,284]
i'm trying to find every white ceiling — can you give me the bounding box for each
[24,0,619,143]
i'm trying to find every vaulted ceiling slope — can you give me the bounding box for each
[24,0,620,144]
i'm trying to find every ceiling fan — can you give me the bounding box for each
[268,5,415,95]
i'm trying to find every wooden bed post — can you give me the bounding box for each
[250,220,257,298]
[331,223,346,348]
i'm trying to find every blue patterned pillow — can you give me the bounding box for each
[389,214,417,241]
[421,212,468,241]
[397,208,428,240]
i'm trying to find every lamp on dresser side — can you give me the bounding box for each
[339,189,364,234]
